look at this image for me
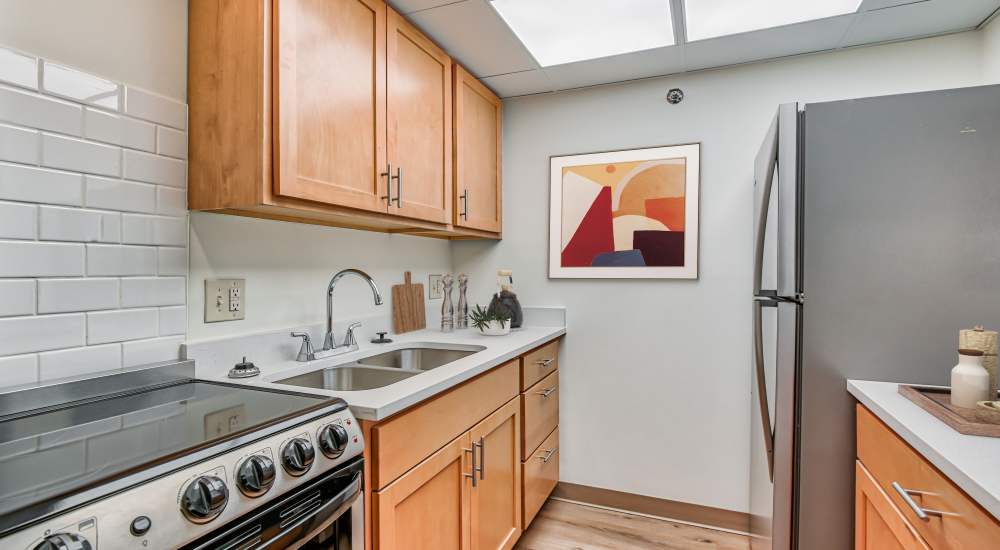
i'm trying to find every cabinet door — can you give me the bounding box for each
[470,398,522,550]
[274,0,388,212]
[855,461,928,550]
[386,8,452,224]
[453,64,502,233]
[376,432,472,550]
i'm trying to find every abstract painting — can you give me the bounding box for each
[549,144,699,279]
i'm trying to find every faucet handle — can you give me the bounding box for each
[343,322,362,347]
[291,332,315,362]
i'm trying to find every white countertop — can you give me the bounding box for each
[202,325,564,421]
[847,379,1000,521]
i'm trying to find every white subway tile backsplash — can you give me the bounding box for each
[38,206,102,242]
[124,87,186,129]
[37,278,118,313]
[0,280,35,317]
[121,214,155,244]
[0,123,40,164]
[122,335,184,367]
[83,109,156,152]
[85,244,156,276]
[156,126,186,159]
[157,247,187,276]
[0,201,37,239]
[158,306,186,336]
[0,241,84,277]
[87,308,158,344]
[121,277,185,308]
[0,86,82,136]
[123,149,184,188]
[0,48,38,90]
[42,62,120,110]
[0,162,83,206]
[85,176,156,213]
[155,216,186,246]
[38,343,122,381]
[99,212,121,243]
[41,133,121,177]
[156,186,185,216]
[0,313,85,355]
[0,354,39,387]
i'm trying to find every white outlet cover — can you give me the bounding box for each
[205,278,246,322]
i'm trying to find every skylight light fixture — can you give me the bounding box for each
[684,0,863,42]
[490,0,674,67]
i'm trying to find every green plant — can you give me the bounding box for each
[470,304,511,331]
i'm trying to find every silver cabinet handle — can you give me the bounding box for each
[463,444,478,488]
[537,447,557,463]
[535,386,556,398]
[394,166,403,207]
[478,436,485,481]
[380,163,393,205]
[891,482,952,520]
[535,358,554,367]
[460,189,469,220]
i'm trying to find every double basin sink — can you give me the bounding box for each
[273,344,484,392]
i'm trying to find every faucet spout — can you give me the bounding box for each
[324,269,383,350]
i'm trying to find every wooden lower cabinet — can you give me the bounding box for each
[471,399,522,550]
[856,461,929,550]
[522,427,559,528]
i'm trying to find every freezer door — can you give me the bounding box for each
[753,104,800,299]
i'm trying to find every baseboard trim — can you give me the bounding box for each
[552,482,751,534]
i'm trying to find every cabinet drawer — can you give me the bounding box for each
[521,340,559,391]
[523,427,559,529]
[856,460,930,550]
[521,371,559,460]
[371,360,519,489]
[856,405,1000,550]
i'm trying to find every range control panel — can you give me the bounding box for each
[2,410,362,550]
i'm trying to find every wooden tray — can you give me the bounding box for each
[898,384,1000,437]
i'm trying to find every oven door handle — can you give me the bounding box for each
[267,470,362,549]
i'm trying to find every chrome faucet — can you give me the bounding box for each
[323,269,383,353]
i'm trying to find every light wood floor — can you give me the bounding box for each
[515,499,750,550]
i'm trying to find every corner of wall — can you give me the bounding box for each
[984,12,1000,84]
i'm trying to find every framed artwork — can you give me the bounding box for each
[549,143,700,279]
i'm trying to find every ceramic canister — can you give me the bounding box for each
[959,326,999,398]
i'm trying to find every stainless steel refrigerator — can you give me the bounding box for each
[749,85,1000,550]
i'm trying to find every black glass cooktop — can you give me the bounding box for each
[0,380,337,527]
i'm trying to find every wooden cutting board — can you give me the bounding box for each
[392,271,426,334]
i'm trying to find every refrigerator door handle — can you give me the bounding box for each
[754,115,779,296]
[753,299,775,480]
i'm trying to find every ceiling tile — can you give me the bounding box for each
[387,0,460,15]
[685,14,855,72]
[858,0,925,10]
[406,0,538,77]
[543,45,686,91]
[844,0,999,47]
[481,69,555,97]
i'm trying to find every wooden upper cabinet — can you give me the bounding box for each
[470,399,522,550]
[274,0,388,213]
[386,8,452,224]
[453,64,502,234]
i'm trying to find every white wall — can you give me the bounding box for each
[453,31,987,513]
[187,213,452,341]
[985,14,1000,83]
[0,0,188,100]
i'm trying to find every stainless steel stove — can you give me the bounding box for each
[0,360,363,550]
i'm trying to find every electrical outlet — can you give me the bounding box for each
[205,279,246,322]
[429,274,443,299]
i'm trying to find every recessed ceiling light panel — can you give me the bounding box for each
[684,0,862,42]
[490,0,674,67]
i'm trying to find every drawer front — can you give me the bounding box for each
[521,371,559,460]
[372,360,519,489]
[856,404,1000,550]
[521,340,559,392]
[523,427,559,528]
[856,460,930,550]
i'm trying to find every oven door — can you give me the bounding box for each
[183,457,363,550]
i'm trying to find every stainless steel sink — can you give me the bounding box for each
[356,345,482,371]
[275,366,419,392]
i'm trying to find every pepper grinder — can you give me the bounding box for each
[456,273,469,329]
[441,274,454,333]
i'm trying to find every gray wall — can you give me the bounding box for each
[453,31,987,513]
[985,13,1000,83]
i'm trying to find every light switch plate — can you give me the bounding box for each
[205,278,246,322]
[429,274,443,299]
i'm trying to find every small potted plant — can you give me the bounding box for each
[470,304,511,336]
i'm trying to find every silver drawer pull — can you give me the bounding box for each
[536,447,558,463]
[535,386,556,398]
[535,358,554,367]
[891,482,954,520]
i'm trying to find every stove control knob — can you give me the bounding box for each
[281,437,315,476]
[181,475,229,522]
[237,454,276,497]
[34,532,92,550]
[318,424,350,458]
